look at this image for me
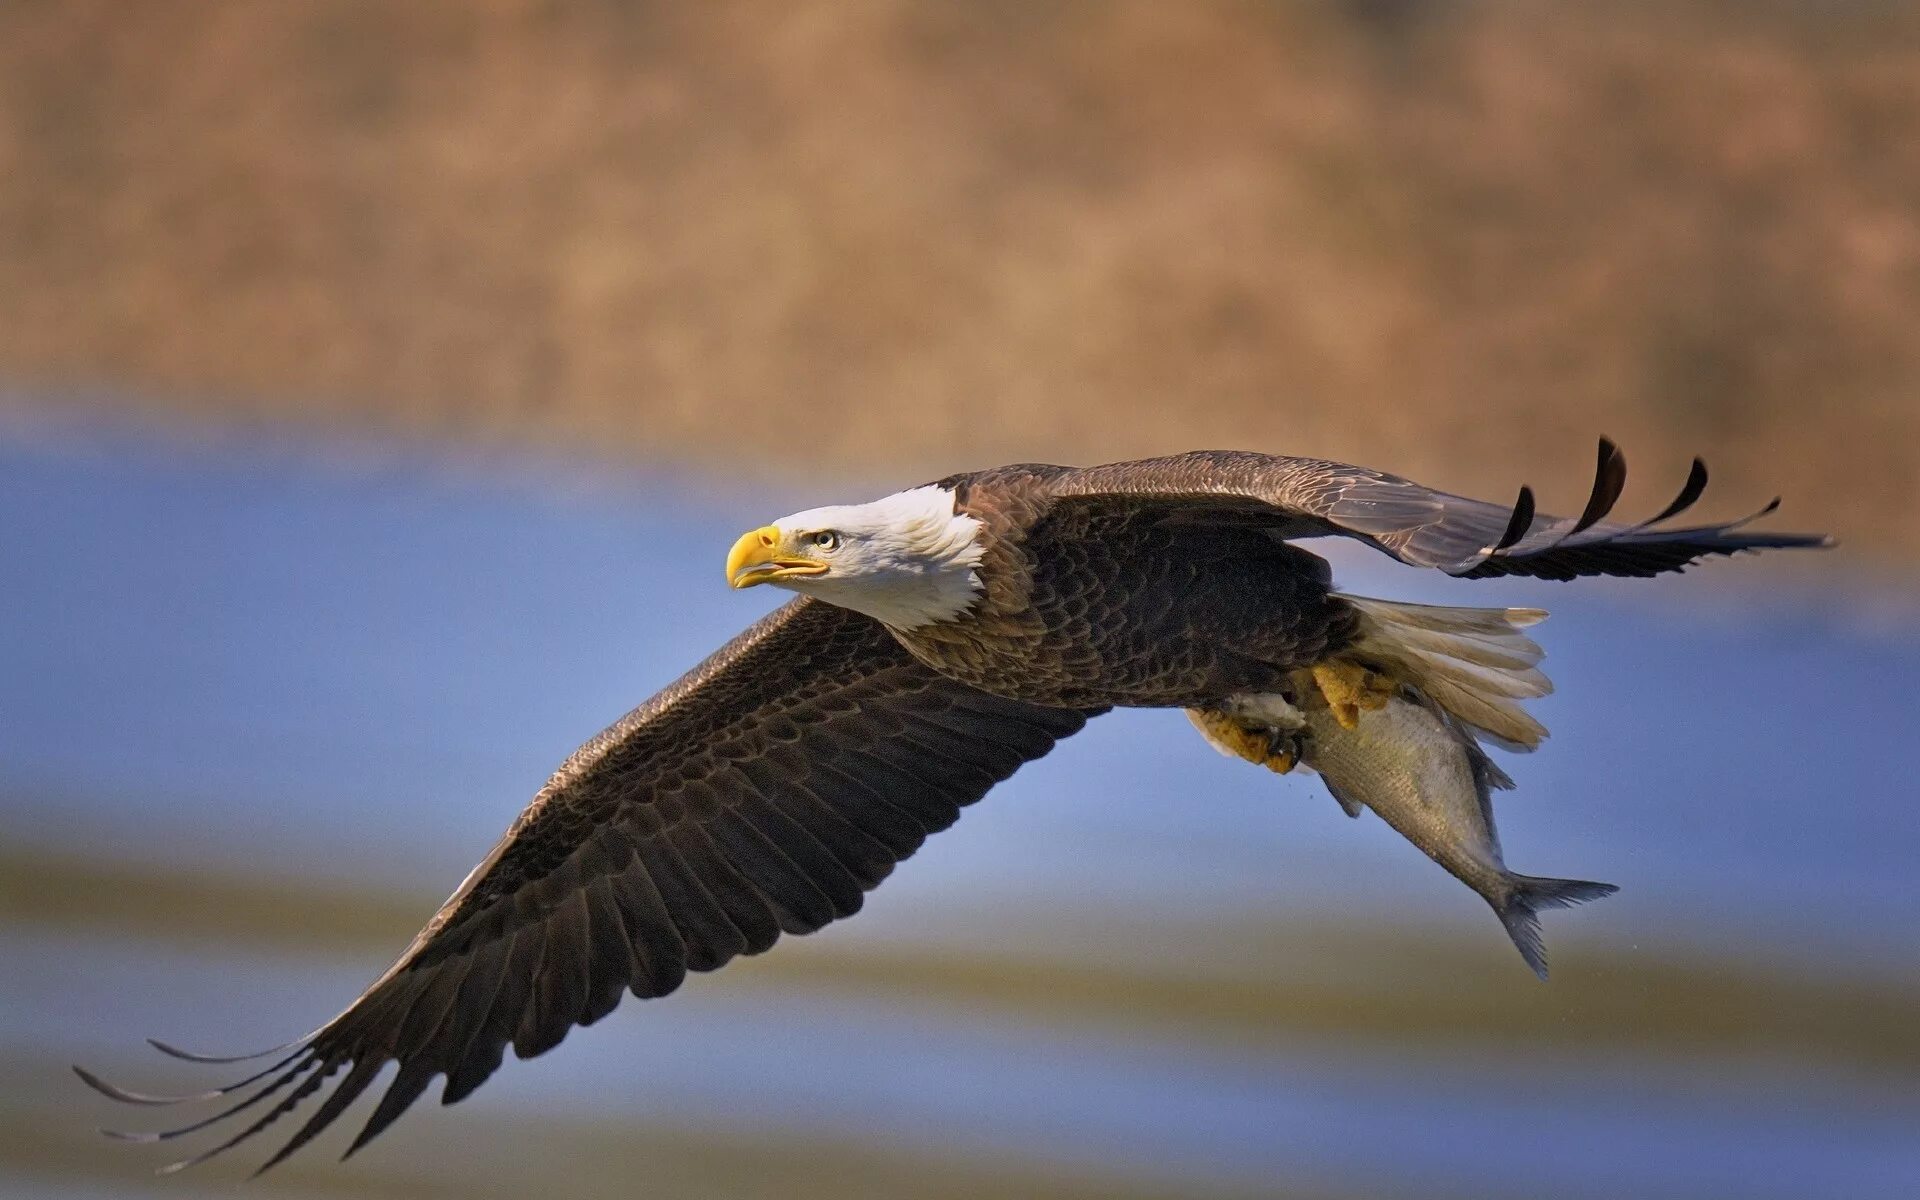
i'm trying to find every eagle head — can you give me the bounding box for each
[726,485,986,630]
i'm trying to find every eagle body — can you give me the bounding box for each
[898,462,1355,708]
[82,444,1830,1174]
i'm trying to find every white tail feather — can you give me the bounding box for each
[1338,595,1552,750]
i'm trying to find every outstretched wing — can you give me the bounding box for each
[78,598,1098,1173]
[1049,439,1830,580]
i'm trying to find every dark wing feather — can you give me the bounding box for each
[80,599,1098,1172]
[1049,440,1830,580]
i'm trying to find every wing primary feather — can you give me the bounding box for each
[726,766,869,912]
[579,876,637,1024]
[736,794,867,917]
[98,1054,319,1143]
[387,956,476,1062]
[253,1055,385,1176]
[705,805,840,934]
[1569,437,1627,535]
[271,948,473,1163]
[440,931,521,1103]
[670,820,786,953]
[1491,485,1536,553]
[1621,495,1788,543]
[889,718,1009,791]
[505,922,552,1058]
[514,893,591,1060]
[73,1047,305,1106]
[804,758,932,853]
[764,778,898,888]
[639,828,755,969]
[836,746,966,832]
[154,1058,333,1174]
[146,1037,300,1064]
[662,803,793,952]
[342,1059,439,1160]
[1638,456,1710,528]
[600,839,689,997]
[1563,452,1708,544]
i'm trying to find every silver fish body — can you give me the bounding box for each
[1299,686,1616,979]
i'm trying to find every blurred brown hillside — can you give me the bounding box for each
[1,1,1916,561]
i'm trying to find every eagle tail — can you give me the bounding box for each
[1337,594,1552,752]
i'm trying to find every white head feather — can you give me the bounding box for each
[765,485,986,630]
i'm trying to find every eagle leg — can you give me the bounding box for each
[1309,660,1394,730]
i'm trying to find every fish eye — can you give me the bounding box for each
[811,530,839,550]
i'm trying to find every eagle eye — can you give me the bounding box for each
[811,530,839,550]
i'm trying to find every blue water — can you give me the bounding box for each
[18,926,1920,1200]
[4,411,1918,1196]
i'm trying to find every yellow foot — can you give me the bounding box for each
[1186,708,1300,774]
[1310,660,1395,730]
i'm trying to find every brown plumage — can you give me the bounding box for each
[79,440,1828,1173]
[901,462,1353,706]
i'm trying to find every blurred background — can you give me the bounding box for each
[4,2,1919,1197]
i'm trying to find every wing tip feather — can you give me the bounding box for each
[1570,438,1627,535]
[73,1065,191,1107]
[1485,484,1536,557]
[146,1036,296,1065]
[1454,442,1830,578]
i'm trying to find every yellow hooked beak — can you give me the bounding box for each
[727,525,830,589]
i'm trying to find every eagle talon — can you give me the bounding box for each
[1310,660,1394,730]
[1262,728,1303,774]
[1186,706,1303,774]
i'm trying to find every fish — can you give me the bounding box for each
[1295,678,1617,979]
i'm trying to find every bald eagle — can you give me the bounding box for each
[81,442,1826,1172]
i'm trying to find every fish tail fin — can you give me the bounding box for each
[1497,874,1620,980]
[1336,594,1552,752]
